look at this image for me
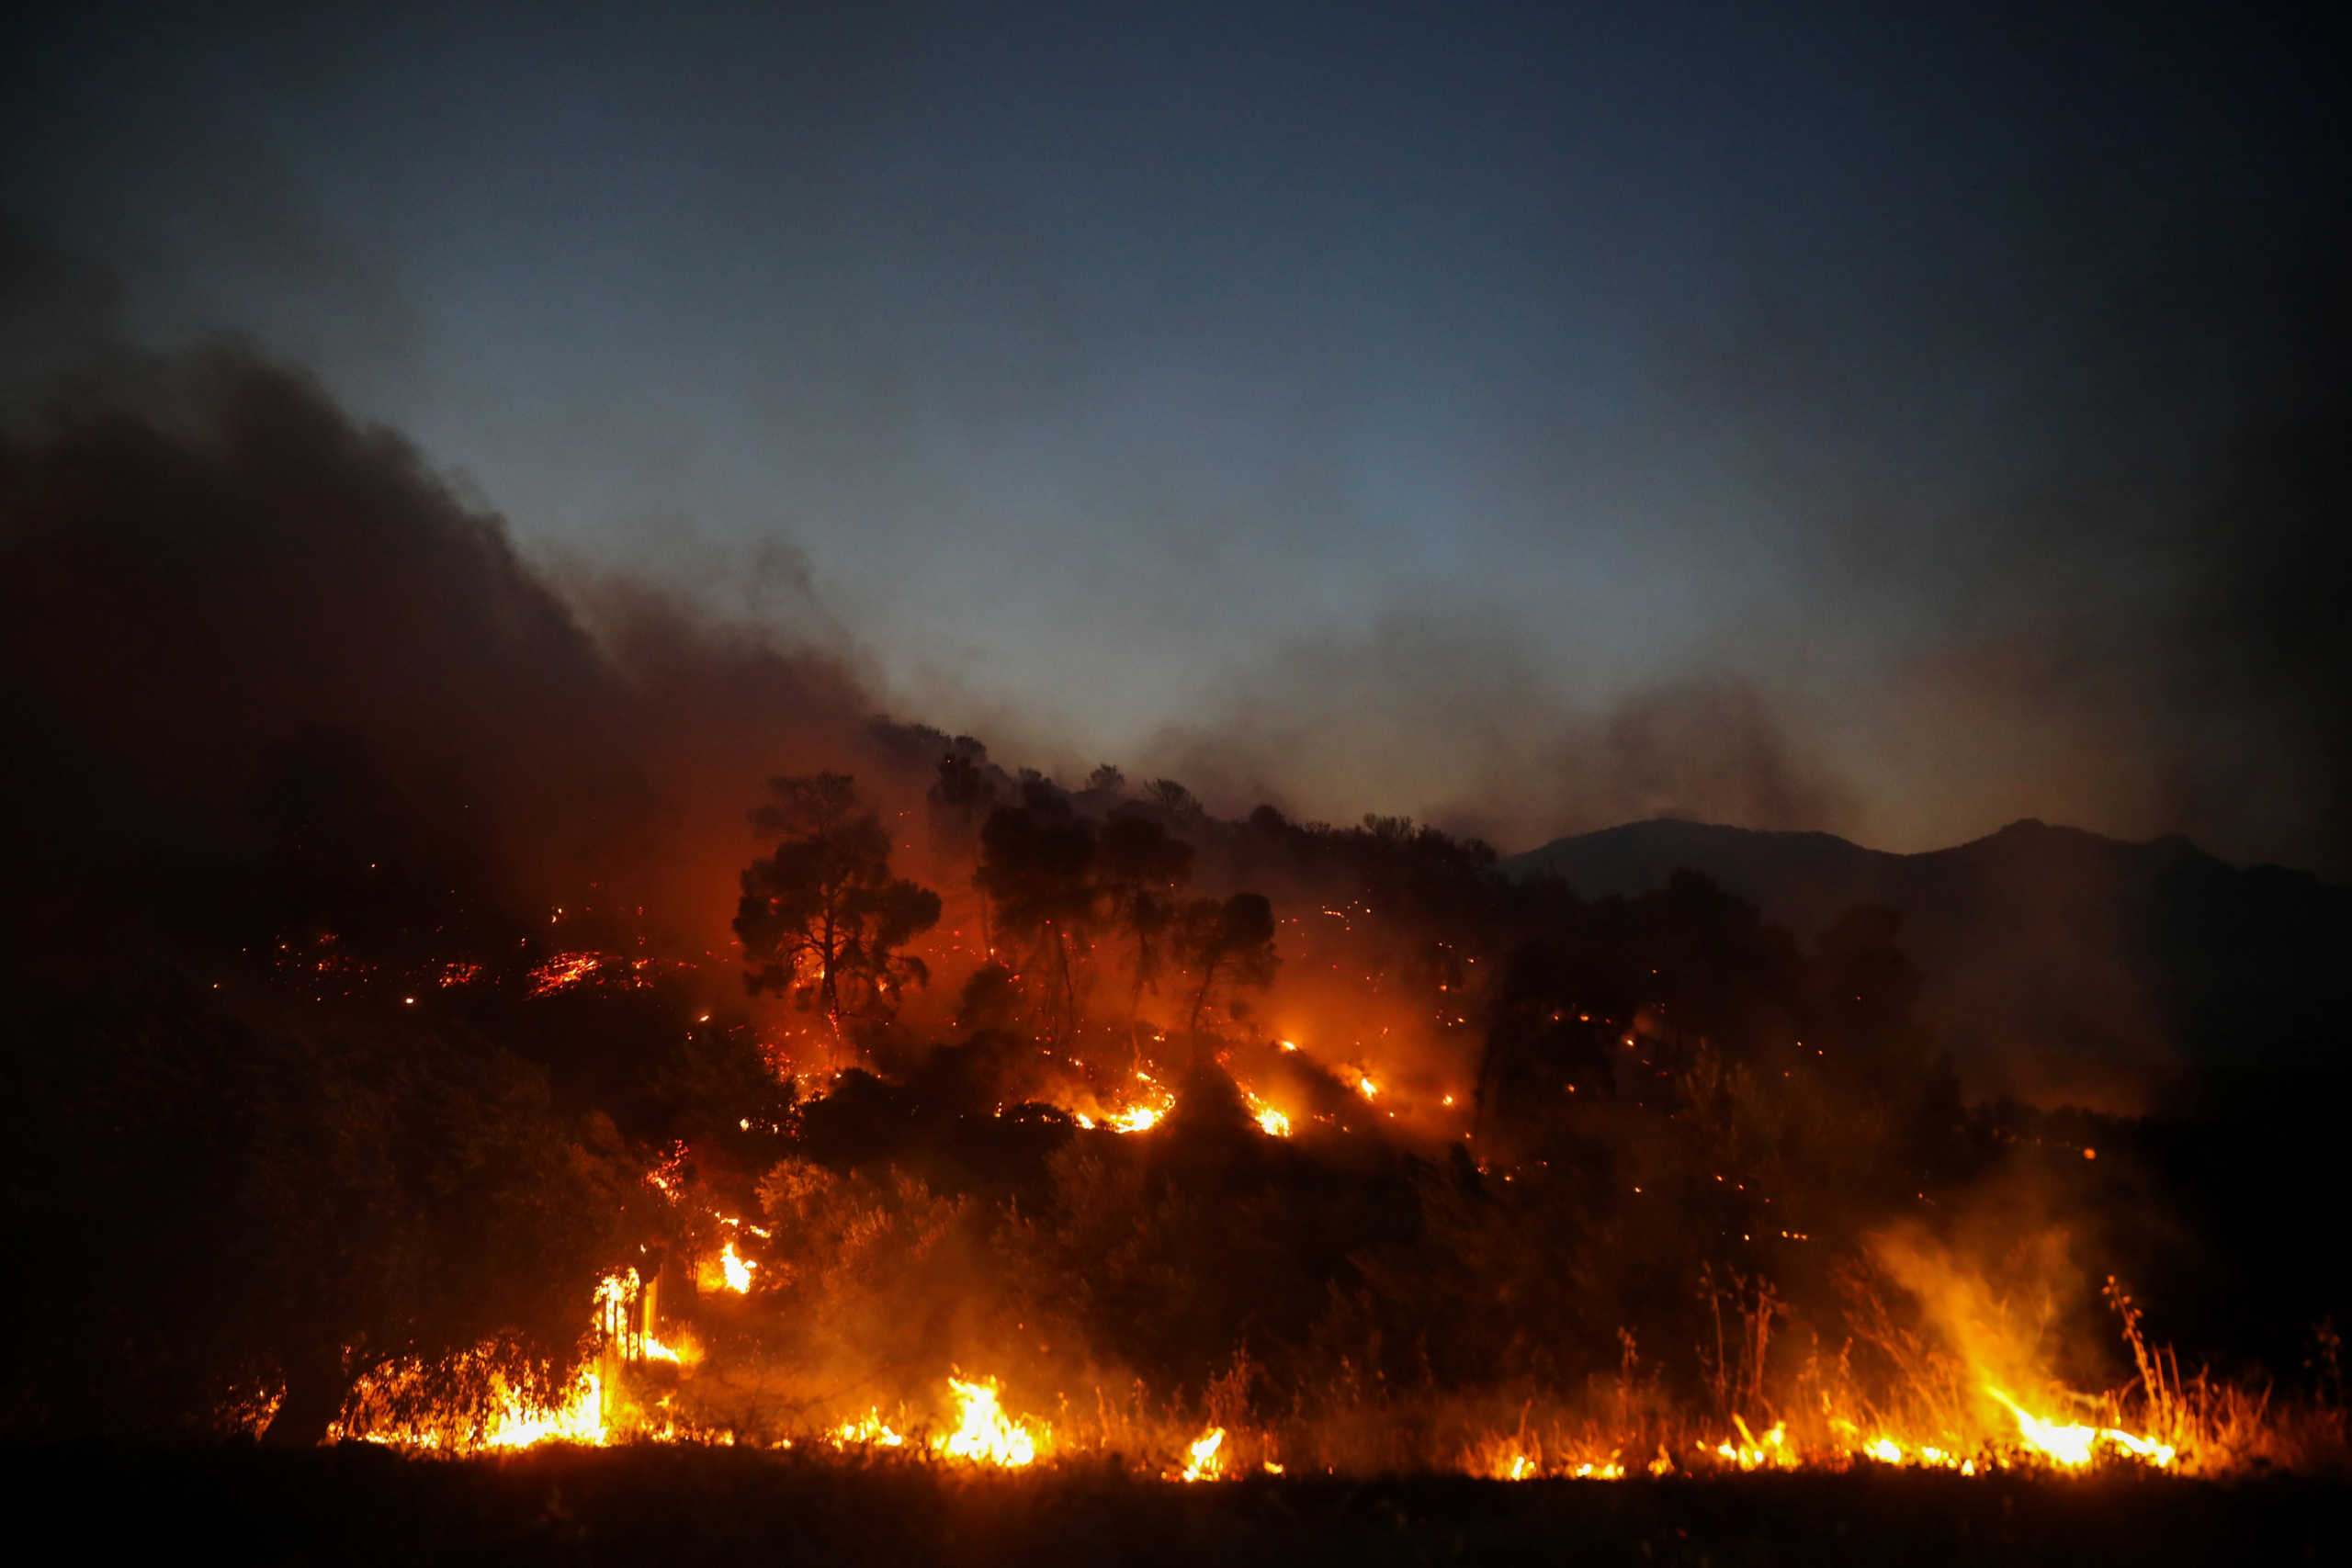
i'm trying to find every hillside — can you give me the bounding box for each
[1504,818,2352,1109]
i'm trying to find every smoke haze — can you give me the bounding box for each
[4,2,2347,877]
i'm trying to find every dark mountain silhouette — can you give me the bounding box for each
[1504,818,2352,1110]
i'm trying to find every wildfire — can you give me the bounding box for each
[935,1377,1043,1467]
[827,1377,1048,1466]
[334,1359,611,1452]
[692,1235,760,1295]
[1073,1069,1176,1134]
[269,1007,2216,1482]
[641,1334,694,1368]
[833,1411,908,1449]
[321,1352,2198,1476]
[1713,1416,1790,1471]
[718,1241,754,1293]
[1472,1434,1629,1481]
[1105,1103,1166,1134]
[477,1373,610,1449]
[1238,1083,1293,1137]
[1985,1387,2175,1469]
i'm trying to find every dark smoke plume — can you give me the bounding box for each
[1138,612,1855,850]
[0,338,907,958]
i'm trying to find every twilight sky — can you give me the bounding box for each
[6,2,2346,872]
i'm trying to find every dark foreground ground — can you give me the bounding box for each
[6,1447,2346,1566]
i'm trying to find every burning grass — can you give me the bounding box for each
[320,1264,2346,1481]
[288,1039,2350,1483]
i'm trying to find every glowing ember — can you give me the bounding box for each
[528,952,603,995]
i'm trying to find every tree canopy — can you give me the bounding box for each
[736,773,942,1028]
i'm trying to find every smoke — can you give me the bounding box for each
[1137,611,1856,850]
[0,333,912,955]
[1754,208,2352,879]
[1860,1136,2177,1408]
[1871,365,2352,880]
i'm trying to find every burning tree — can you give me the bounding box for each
[736,773,942,1029]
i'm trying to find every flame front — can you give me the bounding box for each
[1985,1387,2175,1469]
[935,1377,1042,1467]
[833,1410,907,1449]
[718,1240,754,1293]
[1181,1426,1226,1481]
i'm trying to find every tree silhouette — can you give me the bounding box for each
[1175,892,1279,1045]
[975,791,1098,1044]
[925,736,997,858]
[1095,810,1193,1019]
[1145,777,1201,819]
[736,773,941,1029]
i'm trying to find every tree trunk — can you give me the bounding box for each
[821,907,841,1032]
[1187,956,1222,1072]
[1052,923,1075,1045]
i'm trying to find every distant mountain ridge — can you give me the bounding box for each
[1502,818,2351,1110]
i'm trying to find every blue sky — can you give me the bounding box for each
[6,2,2345,868]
